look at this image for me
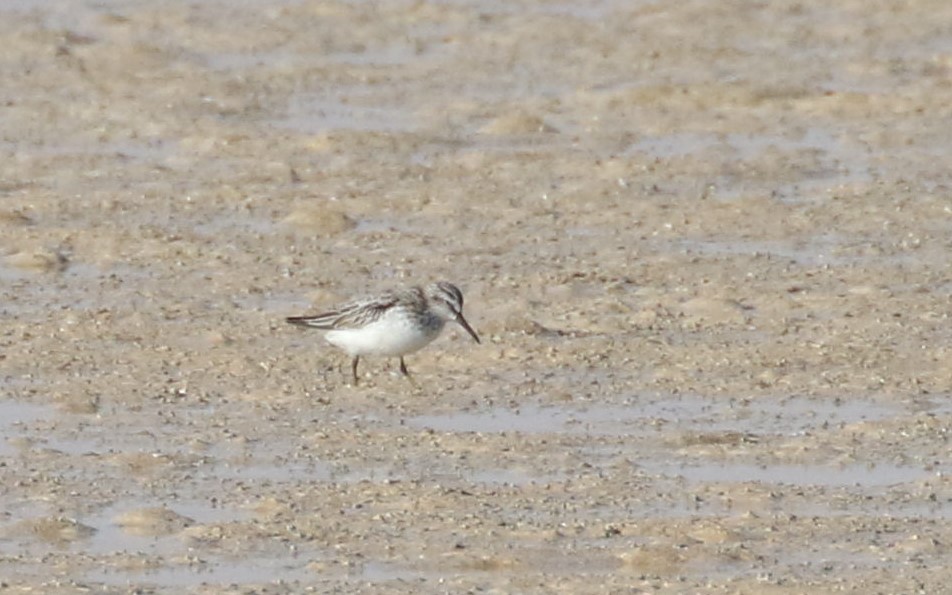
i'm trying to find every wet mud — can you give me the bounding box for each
[1,0,951,592]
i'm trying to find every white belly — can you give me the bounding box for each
[325,315,444,357]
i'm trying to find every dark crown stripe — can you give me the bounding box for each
[435,282,463,307]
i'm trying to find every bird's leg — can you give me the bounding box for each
[399,357,419,388]
[351,356,360,385]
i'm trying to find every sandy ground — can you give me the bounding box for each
[1,0,951,592]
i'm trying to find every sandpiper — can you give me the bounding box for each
[286,281,480,383]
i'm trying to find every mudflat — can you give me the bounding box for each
[1,0,950,592]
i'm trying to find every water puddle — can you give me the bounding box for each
[408,394,900,436]
[80,498,384,587]
[675,235,849,266]
[409,403,635,435]
[354,216,421,235]
[673,234,948,268]
[0,400,55,456]
[280,93,420,134]
[82,500,252,555]
[627,129,854,162]
[651,461,935,488]
[625,128,875,199]
[90,556,417,587]
[359,560,423,582]
[80,499,319,588]
[87,553,315,588]
[1,261,151,316]
[191,212,278,239]
[408,395,945,491]
[206,457,336,483]
[465,467,564,486]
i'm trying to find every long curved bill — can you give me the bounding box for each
[455,313,481,344]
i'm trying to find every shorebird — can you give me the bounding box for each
[286,281,480,383]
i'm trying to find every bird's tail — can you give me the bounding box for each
[286,315,336,329]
